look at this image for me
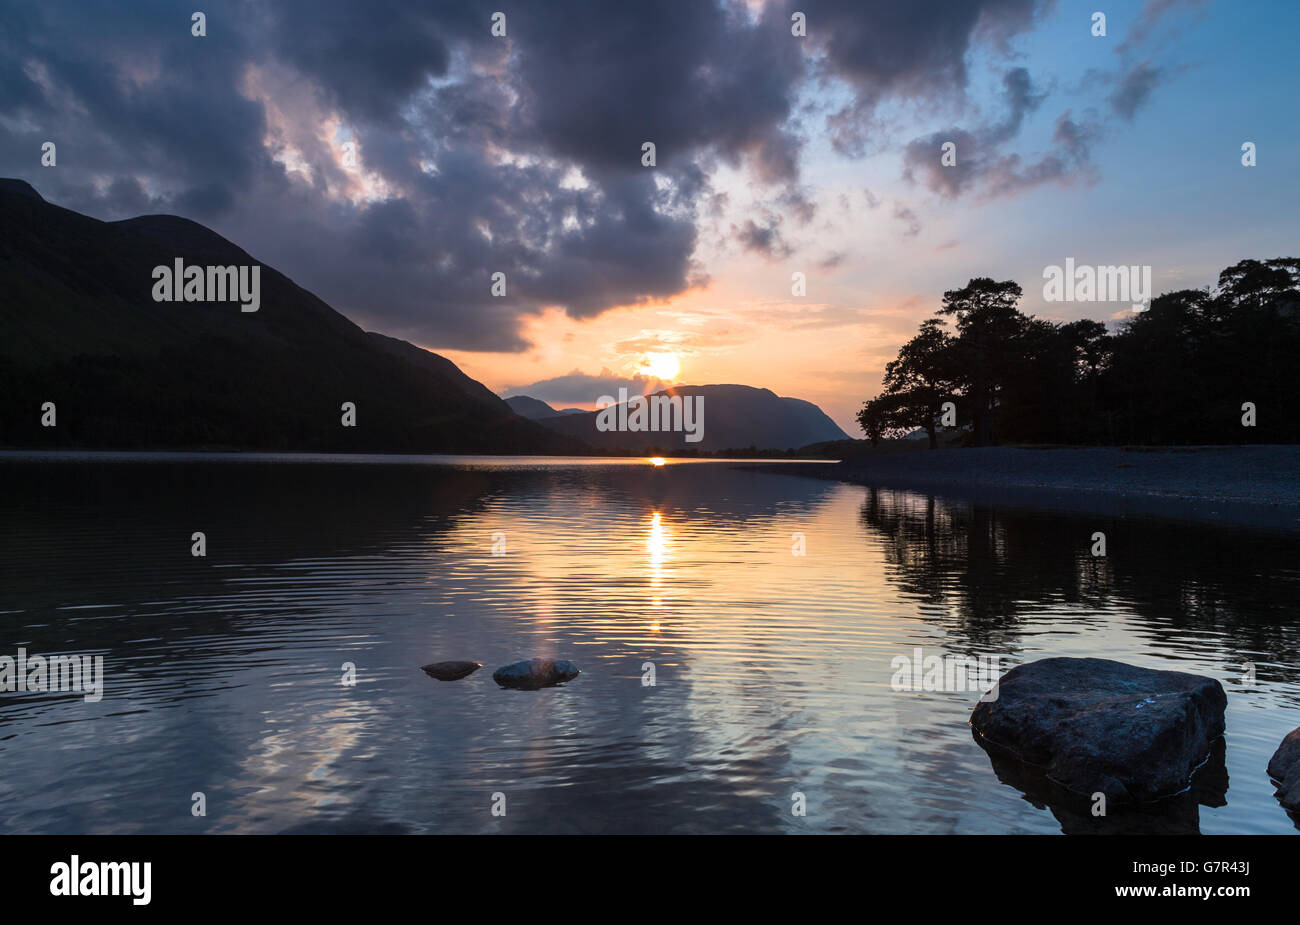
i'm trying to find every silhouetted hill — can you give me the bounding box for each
[535,384,849,452]
[0,180,582,453]
[504,395,562,419]
[504,395,587,419]
[0,179,43,201]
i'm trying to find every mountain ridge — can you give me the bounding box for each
[1,179,851,454]
[532,383,850,452]
[0,179,580,453]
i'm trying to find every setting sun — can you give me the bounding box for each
[638,353,681,382]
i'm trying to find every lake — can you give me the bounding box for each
[1,453,1297,834]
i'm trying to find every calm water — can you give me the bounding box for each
[1,453,1298,834]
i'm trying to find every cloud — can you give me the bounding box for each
[1109,61,1164,120]
[0,0,1185,353]
[1095,1,1204,121]
[734,217,793,260]
[892,203,922,238]
[901,69,1101,199]
[790,0,1049,155]
[502,369,666,405]
[1117,0,1213,55]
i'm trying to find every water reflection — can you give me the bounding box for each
[859,485,1300,832]
[858,486,1300,679]
[0,456,1296,834]
[977,733,1231,835]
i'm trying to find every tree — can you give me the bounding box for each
[936,278,1026,446]
[862,259,1300,450]
[857,396,888,447]
[880,318,958,448]
[1214,258,1300,313]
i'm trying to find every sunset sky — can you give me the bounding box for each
[3,0,1297,432]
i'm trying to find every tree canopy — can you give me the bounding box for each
[858,258,1300,447]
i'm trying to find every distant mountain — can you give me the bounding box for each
[533,384,849,452]
[504,395,587,419]
[505,395,558,419]
[0,179,581,453]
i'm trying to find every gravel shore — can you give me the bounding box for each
[746,446,1300,532]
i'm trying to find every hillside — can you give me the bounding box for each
[0,180,580,453]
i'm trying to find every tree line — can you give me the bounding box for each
[857,258,1300,447]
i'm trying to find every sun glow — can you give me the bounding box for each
[638,353,681,381]
[647,511,672,574]
[649,456,667,467]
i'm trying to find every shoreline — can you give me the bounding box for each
[737,446,1300,533]
[0,449,825,465]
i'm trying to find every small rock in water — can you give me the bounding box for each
[420,660,482,682]
[493,658,580,690]
[1268,727,1300,811]
[970,657,1226,802]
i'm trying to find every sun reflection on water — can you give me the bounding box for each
[646,510,674,626]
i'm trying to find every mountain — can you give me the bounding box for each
[0,179,580,453]
[505,395,560,419]
[504,395,586,419]
[533,384,849,452]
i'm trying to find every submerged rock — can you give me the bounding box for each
[1268,727,1300,810]
[970,657,1226,802]
[493,658,580,690]
[420,660,482,682]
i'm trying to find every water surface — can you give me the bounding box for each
[1,454,1297,834]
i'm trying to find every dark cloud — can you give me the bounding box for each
[790,0,1048,155]
[0,0,1189,353]
[507,1,806,178]
[0,2,268,222]
[264,1,470,122]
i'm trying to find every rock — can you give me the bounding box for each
[977,731,1227,834]
[1268,727,1300,810]
[970,657,1226,802]
[493,658,580,690]
[420,660,481,681]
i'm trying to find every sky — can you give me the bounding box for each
[2,0,1297,433]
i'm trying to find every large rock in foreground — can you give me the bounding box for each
[420,661,481,681]
[971,657,1226,802]
[493,658,580,690]
[1268,727,1300,810]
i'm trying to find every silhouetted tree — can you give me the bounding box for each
[861,260,1300,447]
[858,319,957,448]
[937,278,1025,446]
